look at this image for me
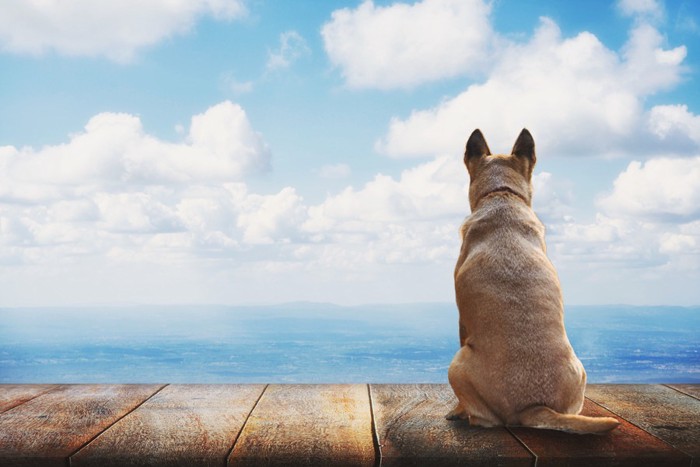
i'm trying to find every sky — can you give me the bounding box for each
[0,0,699,307]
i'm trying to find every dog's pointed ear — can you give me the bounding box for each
[511,128,535,162]
[465,129,491,165]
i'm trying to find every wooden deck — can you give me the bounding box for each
[0,384,698,466]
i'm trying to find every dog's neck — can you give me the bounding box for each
[476,186,530,207]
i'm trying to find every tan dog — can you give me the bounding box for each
[447,129,619,434]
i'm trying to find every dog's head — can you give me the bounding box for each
[464,128,536,211]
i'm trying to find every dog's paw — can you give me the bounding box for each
[468,415,501,428]
[445,405,468,421]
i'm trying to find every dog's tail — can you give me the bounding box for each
[517,405,620,434]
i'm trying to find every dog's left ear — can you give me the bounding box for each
[511,128,536,163]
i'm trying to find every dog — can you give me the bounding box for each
[447,129,619,434]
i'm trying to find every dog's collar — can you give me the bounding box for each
[477,186,529,206]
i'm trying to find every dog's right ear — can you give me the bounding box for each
[465,129,491,166]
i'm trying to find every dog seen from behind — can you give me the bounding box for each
[447,129,620,434]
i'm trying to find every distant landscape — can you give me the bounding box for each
[0,304,698,383]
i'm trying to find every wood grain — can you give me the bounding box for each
[586,384,700,459]
[667,384,700,401]
[509,397,690,467]
[0,384,698,466]
[370,384,533,467]
[0,384,163,467]
[228,384,375,467]
[0,385,57,413]
[70,384,266,467]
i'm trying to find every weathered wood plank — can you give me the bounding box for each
[586,384,700,460]
[0,385,57,413]
[370,384,533,467]
[508,398,690,467]
[667,384,700,401]
[228,384,375,467]
[70,384,266,467]
[0,384,163,467]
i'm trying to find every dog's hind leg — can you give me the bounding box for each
[446,402,468,420]
[447,346,502,426]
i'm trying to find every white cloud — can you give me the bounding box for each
[237,187,306,244]
[659,232,696,254]
[302,156,472,269]
[621,23,687,94]
[647,104,700,145]
[532,172,574,223]
[531,156,700,305]
[0,0,246,61]
[4,104,698,304]
[94,192,183,234]
[1,123,480,305]
[322,0,494,89]
[187,101,272,178]
[266,30,310,72]
[617,0,664,21]
[376,17,690,159]
[598,157,700,221]
[306,156,466,232]
[0,101,270,203]
[0,101,292,266]
[2,125,577,275]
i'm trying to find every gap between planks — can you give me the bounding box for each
[0,384,61,415]
[665,384,700,402]
[366,384,383,467]
[505,425,539,467]
[67,384,168,464]
[224,383,269,463]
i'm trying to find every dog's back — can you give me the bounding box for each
[455,191,585,419]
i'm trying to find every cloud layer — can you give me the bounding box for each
[1,100,699,304]
[0,101,279,266]
[0,0,246,61]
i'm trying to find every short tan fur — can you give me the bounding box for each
[447,129,619,434]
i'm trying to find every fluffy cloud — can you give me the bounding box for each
[322,0,494,89]
[647,105,700,146]
[531,172,574,224]
[617,0,664,20]
[302,156,466,267]
[3,102,698,303]
[0,0,246,61]
[541,155,700,301]
[598,157,700,221]
[1,101,269,201]
[376,17,691,159]
[1,120,577,273]
[0,134,474,271]
[237,187,306,244]
[0,101,302,265]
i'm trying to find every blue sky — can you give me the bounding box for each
[1,0,699,306]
